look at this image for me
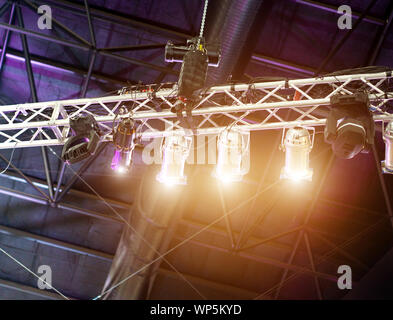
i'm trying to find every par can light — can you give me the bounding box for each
[382,121,393,174]
[213,129,250,183]
[156,135,192,186]
[280,127,313,182]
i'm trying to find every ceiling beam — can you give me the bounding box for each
[292,0,385,26]
[0,278,70,300]
[0,185,124,224]
[173,235,338,283]
[0,224,113,262]
[0,47,129,86]
[32,0,192,39]
[157,268,265,299]
[0,171,131,209]
[251,54,316,76]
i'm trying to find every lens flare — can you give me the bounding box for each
[156,135,192,185]
[213,129,250,183]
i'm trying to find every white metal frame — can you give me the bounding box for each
[0,71,392,149]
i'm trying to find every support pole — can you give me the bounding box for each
[16,6,54,200]
[0,3,15,74]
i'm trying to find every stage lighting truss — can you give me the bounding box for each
[0,71,392,150]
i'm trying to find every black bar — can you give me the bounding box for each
[84,0,96,48]
[0,3,15,74]
[81,50,97,98]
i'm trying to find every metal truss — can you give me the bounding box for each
[0,71,391,149]
[0,0,392,300]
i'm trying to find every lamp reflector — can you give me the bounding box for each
[213,129,250,183]
[280,127,313,182]
[156,135,192,185]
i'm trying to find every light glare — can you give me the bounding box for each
[214,129,250,183]
[280,127,313,182]
[156,135,192,185]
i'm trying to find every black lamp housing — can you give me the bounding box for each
[61,114,101,164]
[325,92,375,159]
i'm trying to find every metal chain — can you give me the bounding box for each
[199,0,209,39]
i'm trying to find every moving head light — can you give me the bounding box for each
[166,37,221,131]
[165,39,220,67]
[325,92,375,159]
[166,37,220,101]
[61,114,101,164]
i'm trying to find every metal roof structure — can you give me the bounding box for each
[0,0,393,300]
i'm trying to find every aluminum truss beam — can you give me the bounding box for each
[0,71,391,149]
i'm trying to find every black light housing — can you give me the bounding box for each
[111,118,136,172]
[165,39,221,67]
[325,92,375,159]
[61,114,101,164]
[167,37,220,131]
[166,37,220,102]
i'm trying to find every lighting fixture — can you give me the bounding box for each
[382,121,393,174]
[213,129,250,183]
[280,127,313,182]
[61,114,100,164]
[156,135,192,185]
[111,118,136,173]
[325,92,375,159]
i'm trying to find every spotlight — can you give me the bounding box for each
[156,135,192,185]
[165,39,220,67]
[325,92,375,159]
[382,121,393,174]
[111,118,136,173]
[61,114,101,164]
[167,37,221,130]
[213,129,250,183]
[280,127,313,182]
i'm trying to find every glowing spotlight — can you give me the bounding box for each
[382,121,393,174]
[280,127,313,182]
[111,117,136,172]
[116,166,127,174]
[156,135,192,185]
[213,129,250,183]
